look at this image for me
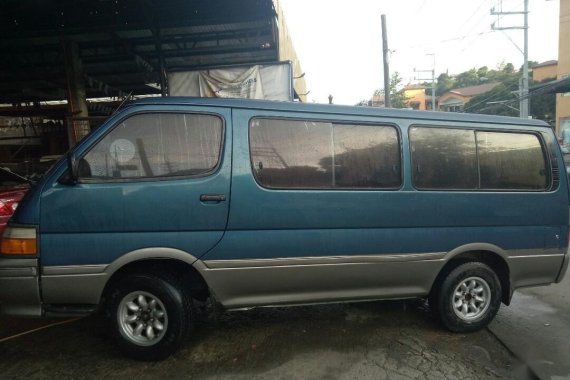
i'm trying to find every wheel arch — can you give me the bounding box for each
[432,243,512,305]
[101,248,210,303]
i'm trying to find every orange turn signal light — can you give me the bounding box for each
[1,227,37,256]
[1,238,37,255]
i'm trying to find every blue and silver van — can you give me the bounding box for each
[1,98,568,360]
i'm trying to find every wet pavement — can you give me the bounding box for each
[489,274,570,380]
[1,299,530,380]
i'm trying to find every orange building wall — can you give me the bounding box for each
[533,64,557,82]
[403,88,427,110]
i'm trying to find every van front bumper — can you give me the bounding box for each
[0,257,42,317]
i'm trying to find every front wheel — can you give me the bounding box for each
[107,273,192,360]
[432,262,502,332]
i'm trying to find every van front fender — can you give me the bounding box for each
[41,247,200,306]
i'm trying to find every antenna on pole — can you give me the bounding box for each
[491,0,529,118]
[414,54,436,111]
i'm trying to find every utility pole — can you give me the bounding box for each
[491,0,529,118]
[414,53,436,110]
[381,14,391,108]
[431,54,436,111]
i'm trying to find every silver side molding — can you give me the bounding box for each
[204,252,447,269]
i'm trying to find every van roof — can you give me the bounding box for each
[129,97,550,128]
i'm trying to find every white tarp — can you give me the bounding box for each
[168,62,292,101]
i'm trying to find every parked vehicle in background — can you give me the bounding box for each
[0,168,31,234]
[0,98,568,361]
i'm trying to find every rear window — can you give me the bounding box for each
[476,131,547,190]
[249,118,401,189]
[410,126,548,191]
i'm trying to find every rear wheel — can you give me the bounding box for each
[432,262,502,332]
[107,273,192,360]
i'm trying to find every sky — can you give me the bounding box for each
[279,0,560,105]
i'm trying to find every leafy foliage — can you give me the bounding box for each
[360,62,555,122]
[372,72,408,108]
[443,62,555,123]
[463,84,518,116]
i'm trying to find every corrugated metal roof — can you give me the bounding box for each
[0,0,279,104]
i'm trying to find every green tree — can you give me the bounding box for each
[463,84,518,116]
[373,72,408,108]
[436,73,455,96]
[455,68,479,88]
[502,62,515,73]
[477,66,489,80]
[463,64,556,122]
[530,78,556,123]
[487,62,519,84]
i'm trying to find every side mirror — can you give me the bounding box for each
[59,151,78,185]
[68,151,78,183]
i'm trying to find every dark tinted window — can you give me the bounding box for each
[250,118,401,189]
[477,131,547,190]
[250,118,332,188]
[82,113,223,180]
[410,127,478,189]
[332,124,400,188]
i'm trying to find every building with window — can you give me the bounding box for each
[438,83,500,112]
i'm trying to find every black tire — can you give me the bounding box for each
[432,262,502,332]
[106,273,192,361]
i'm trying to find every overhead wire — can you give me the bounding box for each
[461,82,520,112]
[462,78,561,114]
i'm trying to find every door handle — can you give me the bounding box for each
[200,194,226,202]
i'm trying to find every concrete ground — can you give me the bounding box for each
[489,273,570,380]
[1,299,531,380]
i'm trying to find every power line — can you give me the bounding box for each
[490,0,529,118]
[461,82,520,112]
[462,79,558,114]
[402,30,493,51]
[452,0,490,39]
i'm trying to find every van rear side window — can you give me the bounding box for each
[81,113,223,180]
[476,131,548,190]
[249,118,401,189]
[410,128,478,189]
[410,126,548,191]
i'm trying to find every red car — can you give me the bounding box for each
[0,168,31,234]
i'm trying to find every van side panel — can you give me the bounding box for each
[199,109,568,308]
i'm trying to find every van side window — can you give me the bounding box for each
[81,113,223,180]
[410,127,478,189]
[249,118,401,189]
[410,127,548,191]
[476,131,547,190]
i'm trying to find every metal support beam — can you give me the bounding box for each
[62,39,90,147]
[109,32,156,74]
[83,74,131,99]
[153,28,168,97]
